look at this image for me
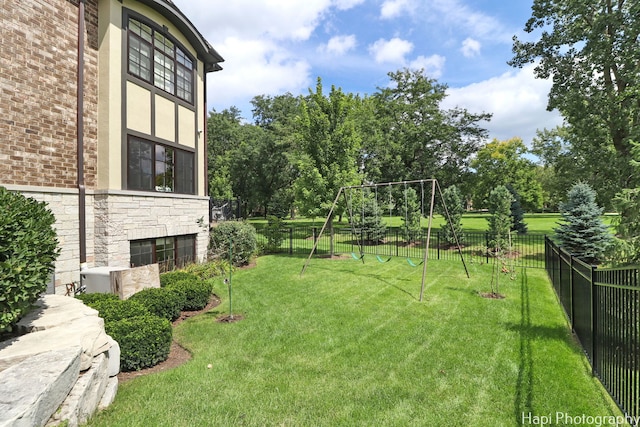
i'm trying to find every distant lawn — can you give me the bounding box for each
[88,257,621,426]
[250,212,618,235]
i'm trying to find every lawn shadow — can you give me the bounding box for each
[513,267,534,425]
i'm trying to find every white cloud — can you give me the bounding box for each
[206,37,311,117]
[380,0,416,19]
[333,0,366,10]
[426,0,511,43]
[441,65,563,145]
[321,35,357,56]
[369,37,414,64]
[461,38,481,58]
[409,55,446,79]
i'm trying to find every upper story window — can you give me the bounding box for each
[128,17,194,103]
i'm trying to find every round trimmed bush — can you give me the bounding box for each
[105,314,172,371]
[209,221,257,266]
[167,279,212,311]
[0,187,59,333]
[75,293,119,307]
[183,260,229,280]
[89,298,150,323]
[160,271,198,288]
[128,287,185,321]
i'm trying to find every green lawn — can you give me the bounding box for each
[250,212,618,235]
[87,257,622,426]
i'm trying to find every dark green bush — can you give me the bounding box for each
[209,221,257,266]
[75,293,119,306]
[264,215,286,252]
[105,314,172,371]
[167,279,212,311]
[128,287,184,321]
[0,187,59,333]
[183,260,230,280]
[90,298,150,323]
[160,271,197,288]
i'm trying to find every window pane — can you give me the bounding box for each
[156,237,175,271]
[129,36,152,81]
[154,50,175,93]
[130,240,153,267]
[155,145,174,192]
[175,150,194,194]
[176,235,195,268]
[128,139,153,190]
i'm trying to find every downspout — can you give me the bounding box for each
[204,74,211,222]
[77,0,87,273]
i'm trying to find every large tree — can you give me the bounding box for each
[471,137,544,211]
[369,69,491,188]
[294,79,362,222]
[511,0,640,184]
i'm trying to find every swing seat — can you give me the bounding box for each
[376,255,392,263]
[351,252,365,261]
[406,258,423,267]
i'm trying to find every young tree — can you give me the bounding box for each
[357,193,387,244]
[555,183,612,264]
[487,185,513,254]
[507,185,528,235]
[437,185,465,247]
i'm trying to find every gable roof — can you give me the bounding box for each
[137,0,224,72]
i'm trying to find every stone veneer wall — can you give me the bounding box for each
[93,191,210,268]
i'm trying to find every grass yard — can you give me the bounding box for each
[88,257,622,426]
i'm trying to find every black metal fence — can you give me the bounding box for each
[545,237,640,423]
[256,225,546,268]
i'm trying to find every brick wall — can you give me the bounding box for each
[0,0,98,189]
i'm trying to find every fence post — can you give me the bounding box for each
[569,255,575,330]
[395,228,399,257]
[590,264,597,376]
[437,231,440,260]
[485,232,489,264]
[289,227,293,255]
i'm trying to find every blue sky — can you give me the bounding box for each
[172,0,563,145]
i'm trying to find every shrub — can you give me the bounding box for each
[90,298,150,323]
[160,271,197,288]
[264,215,286,252]
[183,260,230,280]
[75,293,119,307]
[105,314,172,371]
[167,279,212,311]
[128,287,185,321]
[0,187,60,333]
[209,221,257,266]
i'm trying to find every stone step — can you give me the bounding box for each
[0,346,81,427]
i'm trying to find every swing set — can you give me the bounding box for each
[300,179,469,301]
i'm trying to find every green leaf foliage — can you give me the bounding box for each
[0,187,60,333]
[209,221,257,266]
[166,279,213,311]
[555,183,612,264]
[105,314,172,371]
[128,287,185,322]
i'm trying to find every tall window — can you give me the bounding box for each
[130,235,196,271]
[128,17,194,103]
[128,137,194,194]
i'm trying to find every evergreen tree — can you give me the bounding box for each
[437,185,465,247]
[507,185,528,234]
[555,183,612,264]
[487,185,513,254]
[357,193,387,244]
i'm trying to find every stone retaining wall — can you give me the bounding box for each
[0,295,119,427]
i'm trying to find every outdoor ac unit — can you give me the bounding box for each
[81,267,127,294]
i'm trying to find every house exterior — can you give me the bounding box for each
[0,0,223,294]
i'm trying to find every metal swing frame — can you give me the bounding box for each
[300,179,470,302]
